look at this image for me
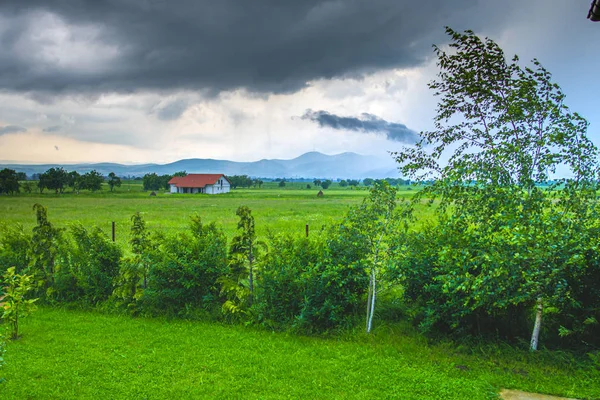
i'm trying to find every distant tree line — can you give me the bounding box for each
[0,167,123,194]
[228,175,263,189]
[142,173,172,191]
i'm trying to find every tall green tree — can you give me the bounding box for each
[66,171,81,192]
[38,167,68,194]
[81,170,103,192]
[107,172,122,192]
[0,168,19,194]
[344,181,399,333]
[393,28,599,349]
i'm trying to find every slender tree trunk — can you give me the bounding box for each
[530,297,543,351]
[248,243,254,306]
[366,276,373,332]
[367,268,376,333]
[13,303,19,340]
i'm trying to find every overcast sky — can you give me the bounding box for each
[0,0,598,164]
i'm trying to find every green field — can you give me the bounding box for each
[1,183,597,399]
[2,308,598,399]
[0,182,425,248]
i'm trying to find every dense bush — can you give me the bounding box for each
[62,225,122,304]
[396,197,600,348]
[257,231,368,333]
[0,224,31,275]
[142,216,228,316]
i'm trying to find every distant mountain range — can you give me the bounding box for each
[0,152,400,179]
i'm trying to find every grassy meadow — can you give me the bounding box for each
[0,181,427,248]
[1,181,599,399]
[2,308,599,400]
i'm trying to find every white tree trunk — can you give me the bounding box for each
[366,278,373,332]
[530,297,543,351]
[367,268,376,333]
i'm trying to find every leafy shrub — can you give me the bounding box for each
[256,235,321,328]
[142,216,228,317]
[0,224,31,275]
[256,232,367,333]
[1,267,38,339]
[65,225,122,304]
[29,204,62,298]
[395,201,600,348]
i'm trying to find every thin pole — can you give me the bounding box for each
[306,224,309,237]
[112,221,116,242]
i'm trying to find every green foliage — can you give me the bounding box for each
[345,181,400,332]
[227,175,253,189]
[1,267,38,340]
[142,216,228,316]
[67,171,80,192]
[80,170,104,192]
[38,167,68,194]
[228,206,264,308]
[362,178,374,187]
[338,180,348,187]
[0,224,31,275]
[107,172,122,192]
[62,225,122,304]
[393,28,600,349]
[30,204,62,298]
[257,231,368,333]
[0,168,20,195]
[142,173,171,191]
[320,179,332,189]
[278,179,285,187]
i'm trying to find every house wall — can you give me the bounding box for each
[206,177,230,194]
[171,175,230,194]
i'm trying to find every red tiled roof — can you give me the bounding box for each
[168,174,227,188]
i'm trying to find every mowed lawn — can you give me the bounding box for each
[2,308,598,400]
[0,182,428,248]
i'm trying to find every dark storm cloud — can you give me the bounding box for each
[43,125,62,133]
[0,125,26,135]
[301,109,419,143]
[0,0,516,96]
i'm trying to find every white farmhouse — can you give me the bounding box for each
[168,174,231,194]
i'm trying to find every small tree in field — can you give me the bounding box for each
[393,28,598,350]
[107,172,122,192]
[344,181,398,333]
[1,267,38,340]
[229,206,265,306]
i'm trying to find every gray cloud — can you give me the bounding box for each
[0,125,27,135]
[151,98,191,121]
[43,125,61,132]
[0,0,518,96]
[301,109,419,143]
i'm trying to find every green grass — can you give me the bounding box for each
[2,308,598,399]
[0,182,429,249]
